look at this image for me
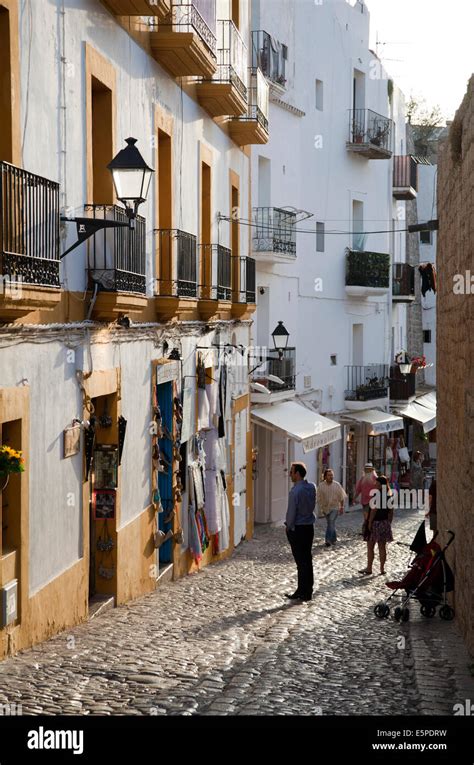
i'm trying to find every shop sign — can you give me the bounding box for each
[156,361,179,385]
[63,424,81,458]
[302,427,341,454]
[370,420,402,435]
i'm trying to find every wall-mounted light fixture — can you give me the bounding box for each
[61,137,154,259]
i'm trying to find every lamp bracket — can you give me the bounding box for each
[60,216,132,259]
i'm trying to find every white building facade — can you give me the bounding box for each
[0,0,266,658]
[249,0,412,522]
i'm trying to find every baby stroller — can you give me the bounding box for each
[374,522,455,622]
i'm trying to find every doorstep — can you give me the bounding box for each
[88,595,115,620]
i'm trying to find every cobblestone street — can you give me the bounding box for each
[0,509,472,717]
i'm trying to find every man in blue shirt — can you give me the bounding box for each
[284,462,316,601]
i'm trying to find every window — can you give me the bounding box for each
[420,230,432,245]
[315,79,324,111]
[316,222,325,252]
[423,330,432,343]
[330,354,337,366]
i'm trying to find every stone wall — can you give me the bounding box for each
[437,76,474,657]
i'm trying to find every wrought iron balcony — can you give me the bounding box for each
[85,205,146,295]
[198,243,232,300]
[197,20,247,117]
[347,109,394,159]
[252,207,296,260]
[253,348,296,393]
[228,68,269,146]
[393,155,418,199]
[392,263,415,303]
[149,1,217,78]
[0,161,60,288]
[345,365,389,402]
[389,365,416,402]
[345,249,390,298]
[251,30,287,87]
[156,228,198,298]
[101,0,170,15]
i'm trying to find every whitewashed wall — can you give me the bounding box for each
[251,0,408,486]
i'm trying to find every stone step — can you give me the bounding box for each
[88,595,115,620]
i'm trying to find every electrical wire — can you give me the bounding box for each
[218,214,410,236]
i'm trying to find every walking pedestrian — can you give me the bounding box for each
[284,462,316,602]
[359,475,393,576]
[317,469,347,547]
[410,450,425,491]
[354,462,378,538]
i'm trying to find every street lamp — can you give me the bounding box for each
[107,137,154,222]
[61,137,154,259]
[271,320,290,359]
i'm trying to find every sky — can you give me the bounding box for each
[364,0,474,121]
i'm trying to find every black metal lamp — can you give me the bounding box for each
[61,137,154,259]
[271,321,290,359]
[107,137,154,221]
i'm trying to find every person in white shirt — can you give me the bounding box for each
[317,469,347,547]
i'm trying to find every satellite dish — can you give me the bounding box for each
[251,382,271,395]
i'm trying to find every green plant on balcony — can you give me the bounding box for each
[346,250,390,289]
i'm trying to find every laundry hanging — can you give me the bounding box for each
[218,362,228,438]
[419,263,437,296]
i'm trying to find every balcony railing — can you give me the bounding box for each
[210,20,247,98]
[347,109,394,156]
[345,364,389,401]
[156,228,198,298]
[393,155,418,198]
[252,207,296,256]
[346,249,390,289]
[389,365,416,401]
[392,263,415,300]
[154,0,217,56]
[198,243,232,300]
[246,256,256,303]
[253,347,296,392]
[85,205,146,294]
[0,161,60,287]
[251,30,286,87]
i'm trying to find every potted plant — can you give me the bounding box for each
[410,355,427,372]
[275,74,287,87]
[0,445,25,491]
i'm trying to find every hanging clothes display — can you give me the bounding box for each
[216,470,230,553]
[190,462,205,509]
[419,263,437,296]
[202,428,228,534]
[188,501,203,564]
[218,361,228,438]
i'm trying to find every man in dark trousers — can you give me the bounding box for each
[284,462,317,601]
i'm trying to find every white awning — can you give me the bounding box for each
[343,409,404,434]
[251,401,342,453]
[396,391,436,433]
[416,391,436,411]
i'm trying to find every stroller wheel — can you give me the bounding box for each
[421,605,436,618]
[401,608,410,622]
[439,605,455,621]
[394,607,402,622]
[374,603,390,619]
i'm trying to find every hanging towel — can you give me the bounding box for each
[191,463,205,509]
[419,263,437,296]
[188,504,202,564]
